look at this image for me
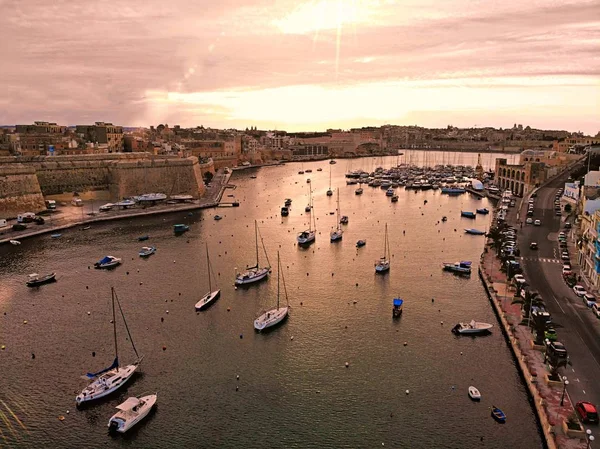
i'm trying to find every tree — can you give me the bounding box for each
[203,171,214,185]
[512,289,544,325]
[564,203,572,213]
[486,226,504,256]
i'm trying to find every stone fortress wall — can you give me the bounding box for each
[0,153,210,218]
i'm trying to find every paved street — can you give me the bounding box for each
[518,168,600,416]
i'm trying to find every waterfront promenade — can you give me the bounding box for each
[0,169,232,245]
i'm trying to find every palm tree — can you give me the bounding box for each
[512,289,544,325]
[486,226,504,256]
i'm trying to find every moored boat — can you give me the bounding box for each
[9,240,21,245]
[94,256,122,269]
[491,406,506,423]
[468,386,481,401]
[452,320,493,335]
[375,224,391,273]
[461,211,476,219]
[393,298,403,317]
[108,394,157,433]
[138,246,156,257]
[464,228,486,235]
[442,261,472,274]
[254,252,289,331]
[214,215,222,220]
[173,224,189,234]
[340,215,349,224]
[235,221,271,286]
[391,195,399,202]
[195,243,221,310]
[281,206,289,216]
[476,208,489,214]
[355,187,363,195]
[356,239,366,248]
[138,235,149,241]
[330,190,343,242]
[26,272,56,287]
[51,233,62,238]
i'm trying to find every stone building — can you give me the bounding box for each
[578,208,600,291]
[184,135,241,168]
[289,144,329,158]
[16,121,66,134]
[494,158,546,197]
[76,122,124,152]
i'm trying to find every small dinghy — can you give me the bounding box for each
[465,228,486,235]
[452,320,493,335]
[214,215,222,221]
[51,233,62,238]
[26,272,56,287]
[9,240,21,246]
[94,255,122,269]
[476,208,490,215]
[393,298,403,317]
[138,235,149,241]
[460,211,476,219]
[108,394,157,433]
[139,246,156,257]
[173,224,189,234]
[468,386,481,401]
[356,239,366,248]
[491,405,506,423]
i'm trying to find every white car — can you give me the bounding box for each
[583,293,597,307]
[513,274,527,285]
[562,267,572,275]
[563,263,572,270]
[592,303,600,318]
[573,285,587,297]
[526,218,533,224]
[559,232,566,238]
[534,220,541,226]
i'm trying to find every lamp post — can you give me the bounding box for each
[560,376,569,406]
[586,429,594,449]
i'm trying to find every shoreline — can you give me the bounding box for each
[0,171,233,245]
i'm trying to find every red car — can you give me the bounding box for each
[576,401,599,424]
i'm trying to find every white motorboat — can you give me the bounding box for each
[9,240,21,246]
[468,386,481,401]
[26,272,56,287]
[330,190,343,242]
[452,320,493,335]
[195,243,221,311]
[254,252,289,331]
[135,193,167,203]
[99,203,114,212]
[76,288,142,405]
[355,187,363,195]
[108,394,157,433]
[235,221,271,286]
[138,246,156,257]
[375,223,391,273]
[94,255,122,269]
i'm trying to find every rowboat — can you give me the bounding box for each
[491,406,506,423]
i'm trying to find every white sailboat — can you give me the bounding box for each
[195,243,221,311]
[254,252,289,331]
[330,189,343,242]
[375,223,391,273]
[326,164,333,196]
[76,288,142,405]
[235,220,271,285]
[298,188,316,245]
[108,394,157,433]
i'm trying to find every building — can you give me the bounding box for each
[76,122,124,152]
[578,209,600,291]
[494,158,546,197]
[563,181,580,203]
[289,144,329,158]
[15,121,66,134]
[184,135,241,168]
[553,136,600,153]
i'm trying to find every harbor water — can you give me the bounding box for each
[0,152,542,448]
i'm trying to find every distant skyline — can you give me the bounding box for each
[1,0,598,134]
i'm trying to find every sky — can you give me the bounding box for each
[0,0,598,134]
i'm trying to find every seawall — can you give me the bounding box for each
[0,164,46,218]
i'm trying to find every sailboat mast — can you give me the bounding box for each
[254,220,259,266]
[206,243,212,292]
[337,190,341,230]
[384,223,388,258]
[111,287,119,367]
[276,251,280,309]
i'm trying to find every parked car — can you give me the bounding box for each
[529,242,538,250]
[573,285,587,297]
[565,222,572,229]
[559,232,566,238]
[562,267,572,275]
[534,219,541,226]
[583,293,597,307]
[561,253,570,261]
[563,263,572,270]
[592,303,600,318]
[555,210,562,216]
[526,218,533,224]
[513,274,527,285]
[544,327,558,342]
[576,401,599,424]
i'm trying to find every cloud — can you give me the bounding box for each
[0,0,597,133]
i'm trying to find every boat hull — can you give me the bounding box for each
[76,364,138,405]
[108,394,157,433]
[254,307,289,331]
[195,290,221,311]
[235,268,269,285]
[468,386,481,401]
[26,273,56,287]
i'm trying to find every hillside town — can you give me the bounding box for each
[1,121,599,168]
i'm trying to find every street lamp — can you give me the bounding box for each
[560,376,569,406]
[586,429,594,449]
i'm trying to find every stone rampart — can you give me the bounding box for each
[0,164,46,217]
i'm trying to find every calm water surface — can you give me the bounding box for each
[0,153,541,448]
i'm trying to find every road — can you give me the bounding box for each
[518,169,600,412]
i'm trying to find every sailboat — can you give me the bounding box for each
[254,251,289,331]
[375,223,391,273]
[195,243,221,310]
[76,288,142,406]
[298,189,316,246]
[326,164,333,196]
[235,220,271,285]
[305,182,312,212]
[330,190,343,242]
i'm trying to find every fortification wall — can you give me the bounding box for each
[109,157,206,200]
[0,164,46,218]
